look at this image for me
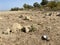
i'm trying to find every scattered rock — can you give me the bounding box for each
[24,16,32,21]
[2,28,11,34]
[19,15,23,18]
[48,13,52,16]
[56,13,60,16]
[21,25,36,33]
[29,25,36,32]
[42,35,50,41]
[7,28,12,33]
[12,23,23,32]
[21,25,30,33]
[46,13,52,16]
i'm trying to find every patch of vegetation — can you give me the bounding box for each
[10,0,60,11]
[23,4,33,10]
[29,25,36,32]
[10,7,23,11]
[21,25,36,33]
[33,2,40,8]
[41,0,48,6]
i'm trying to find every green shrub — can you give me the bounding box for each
[10,7,20,11]
[47,1,57,9]
[41,0,48,5]
[33,2,40,8]
[10,0,60,11]
[23,3,33,10]
[19,8,24,10]
[29,25,36,32]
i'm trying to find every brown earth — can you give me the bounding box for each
[0,11,60,45]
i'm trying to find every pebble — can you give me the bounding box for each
[42,35,50,41]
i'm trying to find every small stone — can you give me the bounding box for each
[56,14,60,16]
[2,28,11,34]
[7,28,11,32]
[19,15,23,18]
[42,35,50,41]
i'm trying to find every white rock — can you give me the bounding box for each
[43,35,47,39]
[19,15,23,18]
[42,35,47,39]
[42,35,50,41]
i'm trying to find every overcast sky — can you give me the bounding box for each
[0,0,42,10]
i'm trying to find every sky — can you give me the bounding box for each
[0,0,42,10]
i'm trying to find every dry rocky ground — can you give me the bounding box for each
[0,11,60,45]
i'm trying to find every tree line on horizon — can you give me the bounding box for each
[10,0,60,11]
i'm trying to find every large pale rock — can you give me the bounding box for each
[12,23,22,32]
